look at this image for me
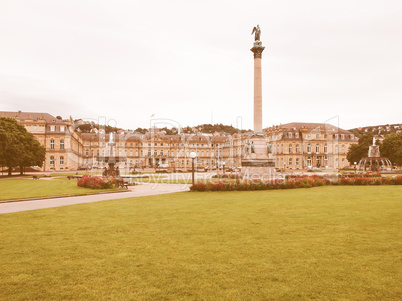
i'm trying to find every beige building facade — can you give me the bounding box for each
[1,111,84,171]
[2,112,357,172]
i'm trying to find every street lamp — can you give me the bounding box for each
[354,162,357,174]
[190,152,197,184]
[222,162,226,174]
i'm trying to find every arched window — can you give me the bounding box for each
[324,144,328,154]
[289,144,293,153]
[316,144,320,154]
[307,144,311,153]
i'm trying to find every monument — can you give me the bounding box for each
[357,137,392,171]
[98,133,125,177]
[241,25,276,180]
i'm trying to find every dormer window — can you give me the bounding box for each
[50,125,55,132]
[288,133,292,138]
[60,126,65,132]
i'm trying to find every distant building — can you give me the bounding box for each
[1,111,357,171]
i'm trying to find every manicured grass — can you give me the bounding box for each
[0,179,121,201]
[0,186,401,300]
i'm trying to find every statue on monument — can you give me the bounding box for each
[251,142,256,154]
[243,141,250,157]
[251,24,261,41]
[267,141,272,154]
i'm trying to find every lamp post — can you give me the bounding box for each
[222,162,226,175]
[190,152,197,184]
[354,162,357,174]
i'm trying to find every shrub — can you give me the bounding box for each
[77,175,114,189]
[212,174,241,179]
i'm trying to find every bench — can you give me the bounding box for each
[32,175,39,180]
[116,178,129,189]
[67,175,82,180]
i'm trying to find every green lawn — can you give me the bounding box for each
[0,179,121,201]
[0,186,401,300]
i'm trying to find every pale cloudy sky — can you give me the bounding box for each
[0,0,401,131]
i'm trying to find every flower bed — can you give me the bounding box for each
[190,175,402,192]
[77,175,114,189]
[211,174,241,179]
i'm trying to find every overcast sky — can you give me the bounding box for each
[0,0,401,131]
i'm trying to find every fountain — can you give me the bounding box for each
[357,137,392,171]
[98,133,126,177]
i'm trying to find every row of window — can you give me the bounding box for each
[276,133,353,140]
[49,125,65,132]
[50,139,64,150]
[85,149,217,157]
[278,157,346,167]
[49,156,65,165]
[85,159,216,167]
[273,144,345,154]
[85,141,218,148]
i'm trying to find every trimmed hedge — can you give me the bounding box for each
[190,174,402,192]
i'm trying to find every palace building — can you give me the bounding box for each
[1,111,83,171]
[1,111,357,171]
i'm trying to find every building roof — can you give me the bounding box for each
[264,122,353,135]
[0,111,62,123]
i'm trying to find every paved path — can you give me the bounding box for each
[0,183,190,214]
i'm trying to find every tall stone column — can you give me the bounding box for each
[241,27,276,181]
[251,42,265,132]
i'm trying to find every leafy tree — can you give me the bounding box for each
[0,118,46,175]
[134,128,148,134]
[380,133,402,166]
[346,133,374,165]
[76,123,93,133]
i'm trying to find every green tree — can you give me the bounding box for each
[0,118,46,176]
[346,133,374,165]
[380,133,402,166]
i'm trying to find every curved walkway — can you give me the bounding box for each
[0,183,190,214]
